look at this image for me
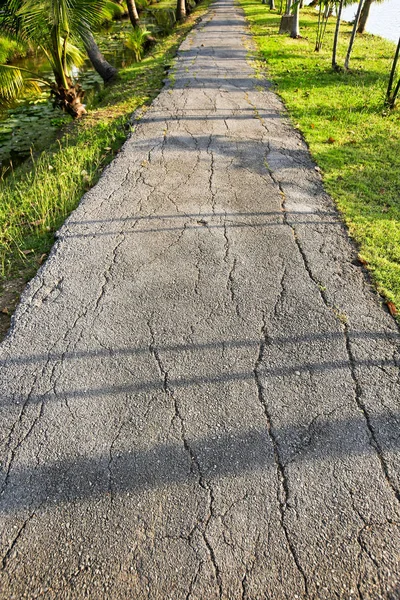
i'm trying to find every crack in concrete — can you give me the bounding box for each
[146,320,223,596]
[344,326,400,506]
[1,511,36,570]
[266,153,400,508]
[253,313,309,595]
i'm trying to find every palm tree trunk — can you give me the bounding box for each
[126,0,140,27]
[82,30,118,83]
[332,0,343,71]
[52,78,86,118]
[357,0,373,33]
[344,0,364,70]
[176,0,186,21]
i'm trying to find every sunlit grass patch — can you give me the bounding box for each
[239,0,400,313]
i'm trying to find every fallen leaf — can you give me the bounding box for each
[358,256,367,266]
[387,301,397,317]
[22,249,34,255]
[39,253,47,264]
[1,308,9,315]
[310,123,315,129]
[30,219,43,226]
[327,137,336,144]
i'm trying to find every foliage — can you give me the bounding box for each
[100,0,127,22]
[124,25,151,61]
[0,0,105,114]
[0,35,26,63]
[0,0,211,284]
[148,6,176,35]
[240,0,400,311]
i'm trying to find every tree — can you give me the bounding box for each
[315,0,334,51]
[126,0,141,27]
[357,0,384,34]
[176,0,186,21]
[344,0,364,70]
[82,29,118,83]
[357,0,372,32]
[332,0,344,71]
[386,37,400,108]
[290,0,300,37]
[279,0,294,33]
[0,0,106,117]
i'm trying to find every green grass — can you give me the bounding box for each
[239,1,400,313]
[0,1,210,287]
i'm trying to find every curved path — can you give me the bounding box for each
[1,0,400,597]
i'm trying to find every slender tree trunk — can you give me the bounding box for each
[82,30,118,83]
[357,0,373,33]
[386,37,400,106]
[126,0,140,27]
[332,0,343,71]
[176,0,186,20]
[269,0,276,8]
[290,0,300,37]
[344,0,364,70]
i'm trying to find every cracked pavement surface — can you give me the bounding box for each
[1,0,400,597]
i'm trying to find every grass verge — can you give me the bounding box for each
[238,1,400,316]
[0,0,211,338]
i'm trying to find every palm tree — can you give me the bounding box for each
[0,0,105,117]
[82,29,118,83]
[176,0,186,21]
[126,0,141,27]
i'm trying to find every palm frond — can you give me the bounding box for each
[64,38,85,72]
[0,63,46,105]
[100,0,125,21]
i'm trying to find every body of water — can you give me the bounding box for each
[341,0,400,43]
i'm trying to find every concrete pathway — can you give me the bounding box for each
[1,1,400,597]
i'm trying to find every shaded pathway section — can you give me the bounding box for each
[0,0,399,598]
